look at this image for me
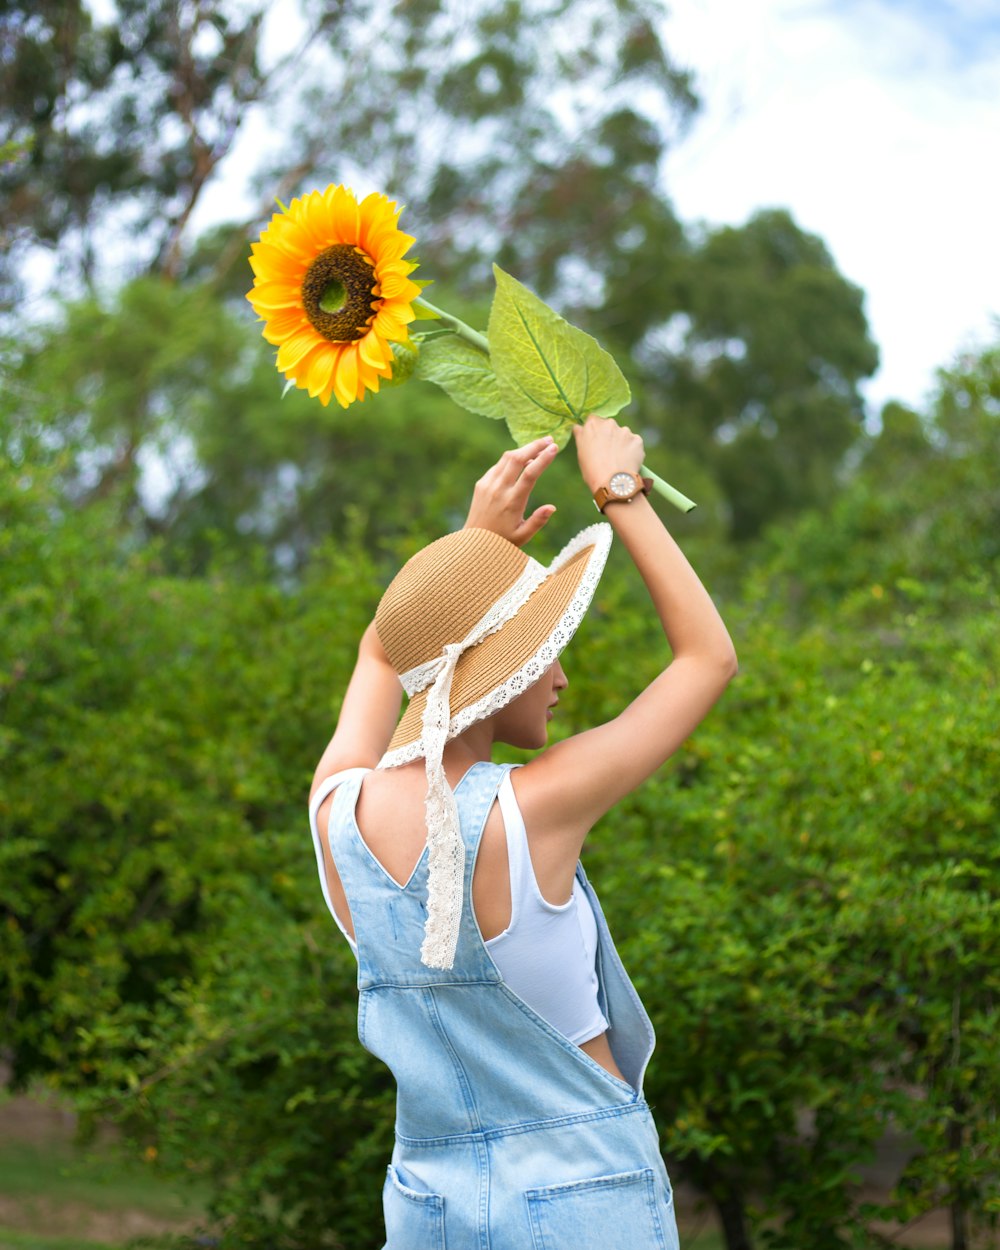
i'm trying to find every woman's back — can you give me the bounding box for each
[314,757,625,1079]
[318,754,584,941]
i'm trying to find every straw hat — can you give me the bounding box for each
[374,522,612,969]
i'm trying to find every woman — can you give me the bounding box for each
[308,416,737,1250]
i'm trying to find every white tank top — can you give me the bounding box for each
[308,767,609,1047]
[484,770,608,1044]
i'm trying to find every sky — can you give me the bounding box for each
[659,0,1000,413]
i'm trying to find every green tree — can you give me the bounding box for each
[3,0,883,542]
[4,332,999,1247]
[2,0,696,297]
[0,278,517,568]
[0,0,307,299]
[753,334,999,617]
[0,457,399,1243]
[639,210,878,540]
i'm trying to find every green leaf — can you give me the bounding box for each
[487,264,631,447]
[414,333,505,420]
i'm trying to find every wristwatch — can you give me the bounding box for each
[593,471,653,513]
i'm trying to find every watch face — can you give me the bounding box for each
[609,472,635,497]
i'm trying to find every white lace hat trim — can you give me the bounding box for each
[378,523,612,970]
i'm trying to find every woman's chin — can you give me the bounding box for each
[499,727,549,751]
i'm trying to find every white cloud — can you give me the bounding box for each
[663,0,1000,411]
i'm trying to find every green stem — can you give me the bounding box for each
[415,297,490,354]
[642,463,697,514]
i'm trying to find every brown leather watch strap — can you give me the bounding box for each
[593,475,654,513]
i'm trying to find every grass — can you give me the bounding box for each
[0,1107,209,1250]
[0,1233,118,1250]
[0,1140,205,1221]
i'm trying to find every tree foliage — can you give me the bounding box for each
[0,0,291,298]
[2,339,998,1249]
[0,278,517,567]
[651,210,878,538]
[1,0,880,539]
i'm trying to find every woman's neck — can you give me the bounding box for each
[442,719,496,773]
[382,723,497,795]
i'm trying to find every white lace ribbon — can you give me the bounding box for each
[405,558,548,969]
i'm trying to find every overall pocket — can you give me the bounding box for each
[382,1164,446,1250]
[525,1166,674,1250]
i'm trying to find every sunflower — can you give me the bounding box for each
[246,185,421,408]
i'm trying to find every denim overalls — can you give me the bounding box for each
[324,759,679,1250]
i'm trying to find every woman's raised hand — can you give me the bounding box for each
[572,414,644,493]
[463,436,559,547]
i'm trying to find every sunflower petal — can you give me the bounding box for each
[277,326,324,372]
[263,216,315,263]
[371,231,416,264]
[249,245,302,282]
[358,329,391,370]
[306,344,339,398]
[378,272,421,300]
[374,304,415,338]
[248,280,303,312]
[330,185,360,244]
[318,374,336,406]
[261,308,310,346]
[358,202,400,253]
[357,348,382,391]
[333,343,359,407]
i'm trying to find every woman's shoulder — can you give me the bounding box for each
[507,748,586,842]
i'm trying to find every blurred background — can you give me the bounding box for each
[1,2,997,1249]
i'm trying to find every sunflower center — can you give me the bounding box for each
[319,280,347,313]
[302,243,380,342]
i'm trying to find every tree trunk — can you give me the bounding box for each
[948,1113,967,1250]
[715,1188,754,1250]
[948,991,968,1250]
[950,1202,968,1250]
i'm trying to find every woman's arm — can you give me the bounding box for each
[309,621,402,800]
[517,416,738,844]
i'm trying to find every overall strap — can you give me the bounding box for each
[446,760,514,980]
[309,767,370,827]
[333,759,510,987]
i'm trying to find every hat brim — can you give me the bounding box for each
[379,524,612,767]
